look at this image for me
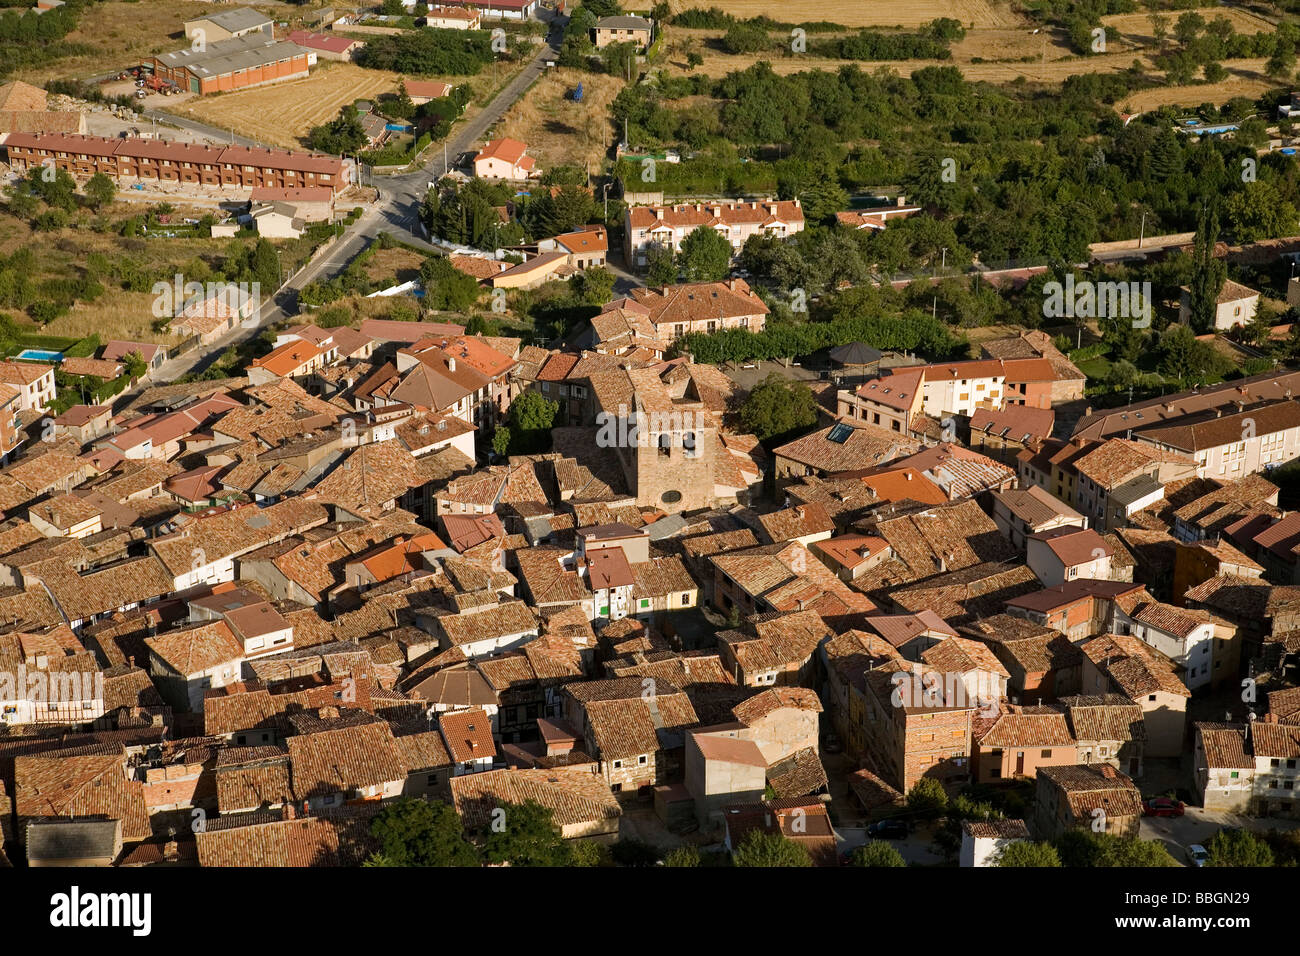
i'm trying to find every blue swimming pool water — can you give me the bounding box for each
[15,349,62,362]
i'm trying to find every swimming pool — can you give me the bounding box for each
[14,349,62,362]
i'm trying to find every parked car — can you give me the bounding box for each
[1185,844,1208,867]
[866,818,909,839]
[1143,797,1185,818]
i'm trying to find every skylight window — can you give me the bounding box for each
[827,423,854,444]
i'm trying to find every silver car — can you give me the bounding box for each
[1185,844,1208,867]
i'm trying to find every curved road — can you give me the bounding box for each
[149,19,565,383]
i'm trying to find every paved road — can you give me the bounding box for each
[1141,807,1300,866]
[142,109,264,149]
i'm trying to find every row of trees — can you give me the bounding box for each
[675,308,965,365]
[365,795,815,867]
[356,27,501,75]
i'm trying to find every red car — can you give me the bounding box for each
[1143,797,1185,818]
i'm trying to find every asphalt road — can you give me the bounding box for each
[135,20,567,388]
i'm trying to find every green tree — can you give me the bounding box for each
[996,841,1061,867]
[1186,203,1226,334]
[1224,180,1300,243]
[491,425,511,457]
[851,841,906,867]
[572,266,615,306]
[121,350,147,382]
[83,172,116,211]
[676,225,732,282]
[907,778,949,819]
[308,104,368,154]
[570,840,614,866]
[504,390,559,454]
[1053,829,1178,867]
[686,50,703,70]
[482,799,572,867]
[722,22,770,55]
[27,165,76,211]
[731,831,813,867]
[1206,828,1274,867]
[250,238,280,292]
[737,374,818,443]
[645,245,678,286]
[662,844,701,867]
[369,797,479,867]
[419,256,482,312]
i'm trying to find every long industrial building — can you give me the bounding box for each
[144,33,310,95]
[4,132,350,194]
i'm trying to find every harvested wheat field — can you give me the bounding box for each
[495,69,622,172]
[673,45,1152,82]
[675,0,1022,29]
[172,63,406,149]
[1117,59,1278,113]
[1101,6,1276,47]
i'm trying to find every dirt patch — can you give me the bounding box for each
[362,247,428,284]
[496,68,621,172]
[1115,59,1277,112]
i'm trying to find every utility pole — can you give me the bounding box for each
[1138,211,1146,249]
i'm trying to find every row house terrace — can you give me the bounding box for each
[4,133,347,194]
[623,199,805,267]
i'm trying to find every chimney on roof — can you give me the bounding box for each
[1098,764,1117,779]
[447,357,456,372]
[283,802,296,820]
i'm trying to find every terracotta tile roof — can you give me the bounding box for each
[14,749,150,840]
[1074,438,1194,490]
[1195,721,1254,768]
[150,498,329,576]
[628,199,803,232]
[475,136,530,165]
[450,765,621,830]
[627,278,770,330]
[146,621,243,675]
[920,635,1010,677]
[580,689,698,761]
[1031,526,1113,566]
[1132,601,1211,639]
[286,718,406,798]
[215,747,293,812]
[766,746,827,798]
[438,708,497,763]
[1079,632,1190,699]
[195,806,379,866]
[1037,764,1143,816]
[429,600,537,648]
[32,555,173,623]
[977,707,1074,747]
[1058,694,1145,742]
[733,687,822,724]
[756,502,834,543]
